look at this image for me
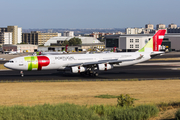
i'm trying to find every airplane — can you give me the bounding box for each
[4,29,166,77]
[8,51,18,55]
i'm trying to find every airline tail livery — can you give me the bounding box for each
[4,29,166,77]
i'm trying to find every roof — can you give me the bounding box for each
[44,36,102,46]
[105,33,180,38]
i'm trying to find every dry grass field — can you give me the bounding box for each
[0,64,7,70]
[0,80,180,106]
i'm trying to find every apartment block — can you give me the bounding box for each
[22,31,60,45]
[126,28,144,34]
[18,27,22,44]
[7,26,18,45]
[0,28,7,33]
[0,32,12,45]
[156,24,166,30]
[145,24,154,29]
[168,23,177,29]
[63,31,74,37]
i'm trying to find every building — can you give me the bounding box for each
[164,34,180,51]
[167,28,180,33]
[22,31,61,45]
[168,23,177,29]
[2,44,38,53]
[104,33,180,52]
[43,36,104,51]
[63,31,74,37]
[0,32,12,45]
[125,28,144,34]
[145,24,154,29]
[18,27,22,44]
[0,26,21,45]
[156,24,166,30]
[167,23,180,33]
[0,28,7,33]
[105,34,152,52]
[7,26,18,45]
[17,44,38,53]
[44,36,102,46]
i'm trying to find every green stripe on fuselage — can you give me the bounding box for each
[24,56,38,71]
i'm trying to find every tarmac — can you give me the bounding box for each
[0,52,180,81]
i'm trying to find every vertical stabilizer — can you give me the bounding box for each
[138,29,166,52]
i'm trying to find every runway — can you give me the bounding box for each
[0,52,180,81]
[0,63,180,81]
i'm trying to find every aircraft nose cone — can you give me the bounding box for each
[4,63,10,69]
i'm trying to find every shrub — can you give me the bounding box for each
[117,94,135,107]
[94,94,118,99]
[90,104,159,120]
[175,109,180,120]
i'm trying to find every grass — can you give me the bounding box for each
[0,64,7,70]
[0,103,100,120]
[0,80,180,119]
[0,80,180,106]
[157,101,180,111]
[0,103,159,120]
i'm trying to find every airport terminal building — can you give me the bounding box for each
[104,33,180,52]
[39,36,104,52]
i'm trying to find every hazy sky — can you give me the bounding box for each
[0,0,179,29]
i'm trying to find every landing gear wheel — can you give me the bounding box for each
[20,71,24,77]
[89,72,98,77]
[94,72,98,77]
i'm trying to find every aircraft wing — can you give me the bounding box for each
[65,58,135,67]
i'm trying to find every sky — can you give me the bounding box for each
[0,0,180,29]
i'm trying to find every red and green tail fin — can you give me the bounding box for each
[138,29,166,52]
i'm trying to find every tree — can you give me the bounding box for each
[62,40,69,46]
[68,37,82,46]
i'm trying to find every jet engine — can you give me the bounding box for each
[97,63,113,71]
[71,66,87,73]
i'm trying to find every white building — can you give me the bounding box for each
[0,32,12,45]
[17,44,38,53]
[126,28,145,34]
[156,24,166,30]
[105,34,154,51]
[18,27,22,44]
[63,31,74,37]
[119,35,152,50]
[44,36,102,46]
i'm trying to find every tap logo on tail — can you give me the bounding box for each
[153,29,166,51]
[24,56,50,70]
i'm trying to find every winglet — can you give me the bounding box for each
[138,29,166,52]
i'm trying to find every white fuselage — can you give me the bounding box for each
[4,52,151,72]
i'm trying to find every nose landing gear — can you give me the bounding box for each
[20,71,24,77]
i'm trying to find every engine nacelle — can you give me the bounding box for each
[98,63,113,71]
[71,66,87,73]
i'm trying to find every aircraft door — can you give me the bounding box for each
[19,58,24,66]
[51,57,55,64]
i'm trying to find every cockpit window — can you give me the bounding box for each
[8,61,14,63]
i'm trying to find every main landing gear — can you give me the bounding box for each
[81,70,99,77]
[20,71,24,77]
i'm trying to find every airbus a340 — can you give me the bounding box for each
[4,29,166,77]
